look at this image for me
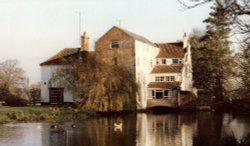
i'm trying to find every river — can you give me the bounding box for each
[0,112,250,146]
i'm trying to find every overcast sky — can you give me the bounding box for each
[0,0,211,84]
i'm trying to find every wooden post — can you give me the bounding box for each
[178,90,180,107]
[65,129,68,146]
[176,87,180,107]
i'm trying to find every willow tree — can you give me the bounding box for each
[80,62,137,112]
[49,54,137,112]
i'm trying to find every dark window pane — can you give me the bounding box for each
[172,59,179,64]
[162,59,166,64]
[164,90,168,97]
[111,40,119,48]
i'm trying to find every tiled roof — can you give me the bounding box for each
[115,26,155,45]
[148,82,180,89]
[155,42,184,58]
[151,65,183,73]
[40,48,80,65]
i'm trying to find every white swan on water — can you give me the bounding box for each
[114,123,123,131]
[37,125,42,129]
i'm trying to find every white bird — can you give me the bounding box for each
[37,125,42,129]
[114,123,123,131]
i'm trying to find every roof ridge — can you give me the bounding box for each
[114,26,154,45]
[155,42,183,45]
[40,48,80,65]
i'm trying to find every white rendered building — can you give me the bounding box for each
[41,26,194,108]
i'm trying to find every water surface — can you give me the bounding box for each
[0,112,250,146]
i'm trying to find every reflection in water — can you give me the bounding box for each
[137,113,197,146]
[68,114,136,146]
[0,123,43,146]
[0,113,250,146]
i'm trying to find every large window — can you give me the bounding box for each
[152,90,171,99]
[166,76,175,81]
[111,40,120,48]
[155,76,164,82]
[155,76,175,82]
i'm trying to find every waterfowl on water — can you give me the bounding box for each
[50,124,64,129]
[114,123,123,131]
[37,125,42,129]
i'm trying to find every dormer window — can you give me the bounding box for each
[111,40,120,48]
[173,58,180,64]
[161,59,166,64]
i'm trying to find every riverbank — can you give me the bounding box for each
[0,106,96,123]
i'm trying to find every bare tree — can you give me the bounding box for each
[178,0,250,40]
[178,0,250,15]
[30,82,41,104]
[0,59,26,100]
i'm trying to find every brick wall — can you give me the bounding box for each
[95,27,135,75]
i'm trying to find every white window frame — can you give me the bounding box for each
[166,76,175,81]
[111,40,120,48]
[151,89,171,99]
[155,76,165,82]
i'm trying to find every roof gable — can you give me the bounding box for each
[115,26,154,45]
[96,26,154,46]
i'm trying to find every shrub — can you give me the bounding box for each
[5,96,28,106]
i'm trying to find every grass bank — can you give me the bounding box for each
[0,106,96,123]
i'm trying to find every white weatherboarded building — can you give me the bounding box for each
[95,26,195,109]
[40,33,89,104]
[41,26,195,108]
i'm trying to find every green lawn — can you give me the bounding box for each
[0,106,96,123]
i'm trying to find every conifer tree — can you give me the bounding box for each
[192,2,234,100]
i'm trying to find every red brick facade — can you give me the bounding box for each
[95,26,136,75]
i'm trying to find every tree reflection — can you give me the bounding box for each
[67,114,136,146]
[2,113,250,146]
[193,112,223,146]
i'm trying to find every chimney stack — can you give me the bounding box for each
[81,32,89,52]
[183,32,189,49]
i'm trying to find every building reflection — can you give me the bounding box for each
[38,113,250,146]
[136,113,197,146]
[0,123,43,146]
[222,113,250,142]
[41,115,137,146]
